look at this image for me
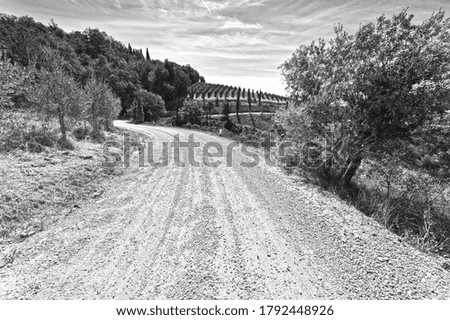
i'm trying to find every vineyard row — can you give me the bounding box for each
[189,82,288,104]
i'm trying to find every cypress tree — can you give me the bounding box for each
[258,90,262,114]
[236,87,241,124]
[146,48,150,61]
[247,89,252,111]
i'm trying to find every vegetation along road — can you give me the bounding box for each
[0,121,449,299]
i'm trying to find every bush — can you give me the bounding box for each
[180,99,203,125]
[73,126,91,140]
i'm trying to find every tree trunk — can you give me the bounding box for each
[92,103,99,137]
[258,90,262,115]
[340,155,362,187]
[104,114,111,131]
[57,106,67,142]
[248,93,255,127]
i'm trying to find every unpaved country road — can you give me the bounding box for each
[1,121,449,299]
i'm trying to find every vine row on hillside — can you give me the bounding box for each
[189,82,288,104]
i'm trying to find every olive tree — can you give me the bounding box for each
[32,48,87,142]
[278,9,450,186]
[85,78,121,134]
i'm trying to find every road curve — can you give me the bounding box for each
[0,121,449,299]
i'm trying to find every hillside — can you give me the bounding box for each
[0,13,203,116]
[189,82,288,114]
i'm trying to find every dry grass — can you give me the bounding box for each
[352,161,450,257]
[0,133,125,244]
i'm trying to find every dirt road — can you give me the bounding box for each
[1,121,449,299]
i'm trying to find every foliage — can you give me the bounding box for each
[0,59,31,108]
[180,99,203,125]
[129,90,166,123]
[0,14,202,116]
[31,48,87,141]
[189,82,287,104]
[0,110,74,152]
[85,78,121,134]
[278,9,450,186]
[222,100,231,119]
[72,125,91,140]
[139,90,166,122]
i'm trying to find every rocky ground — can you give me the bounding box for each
[0,121,449,299]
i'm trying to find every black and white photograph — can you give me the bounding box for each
[0,0,449,318]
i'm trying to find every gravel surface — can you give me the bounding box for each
[0,121,449,299]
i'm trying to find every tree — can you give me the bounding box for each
[236,87,241,123]
[146,48,150,61]
[0,60,30,108]
[131,89,166,123]
[278,9,450,186]
[0,13,204,125]
[257,90,262,114]
[247,89,252,112]
[32,49,87,142]
[134,99,144,124]
[247,89,256,127]
[207,100,214,123]
[180,99,203,125]
[85,78,121,134]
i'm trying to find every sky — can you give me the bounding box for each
[1,0,449,95]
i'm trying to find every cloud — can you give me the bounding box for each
[1,0,449,94]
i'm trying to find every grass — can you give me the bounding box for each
[0,139,123,243]
[0,111,126,244]
[351,161,450,257]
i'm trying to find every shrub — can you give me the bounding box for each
[180,99,203,125]
[0,120,65,153]
[73,125,91,140]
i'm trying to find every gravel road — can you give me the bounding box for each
[1,121,449,299]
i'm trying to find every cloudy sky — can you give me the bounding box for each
[1,0,449,94]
